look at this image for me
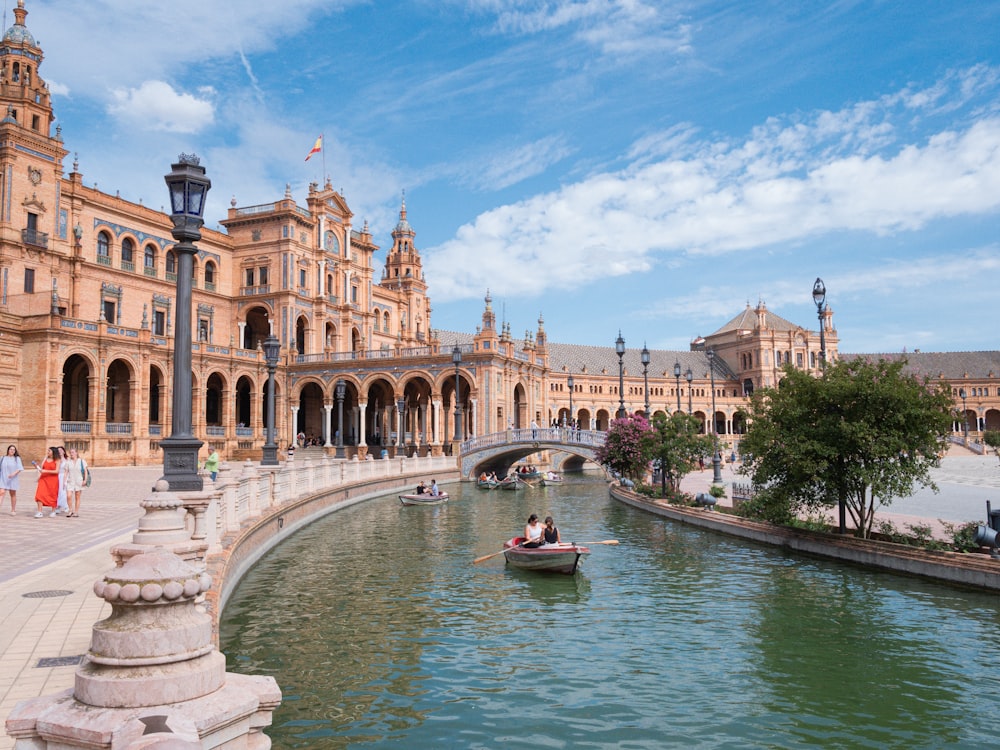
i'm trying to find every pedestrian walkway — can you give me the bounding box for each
[2,454,999,749]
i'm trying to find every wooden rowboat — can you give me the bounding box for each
[499,477,525,491]
[477,479,499,489]
[502,536,590,574]
[399,492,448,506]
[538,475,563,486]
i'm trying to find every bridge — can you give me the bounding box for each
[458,427,606,479]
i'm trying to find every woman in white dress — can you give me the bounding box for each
[0,444,24,515]
[55,446,70,515]
[64,447,86,517]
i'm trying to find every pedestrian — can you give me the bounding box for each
[64,447,87,517]
[202,448,220,482]
[32,447,60,517]
[55,446,70,515]
[0,444,24,515]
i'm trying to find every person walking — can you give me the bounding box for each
[55,446,70,515]
[0,444,24,515]
[202,448,220,482]
[64,447,87,517]
[32,447,60,517]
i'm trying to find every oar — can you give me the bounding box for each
[576,539,619,546]
[473,545,517,564]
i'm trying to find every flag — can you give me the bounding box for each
[305,135,322,162]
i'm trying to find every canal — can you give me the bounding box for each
[220,475,1000,749]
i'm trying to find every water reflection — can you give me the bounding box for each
[222,478,1000,749]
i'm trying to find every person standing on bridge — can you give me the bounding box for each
[531,419,539,439]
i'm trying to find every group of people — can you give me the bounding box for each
[522,513,561,548]
[478,471,499,483]
[0,444,88,518]
[413,479,441,497]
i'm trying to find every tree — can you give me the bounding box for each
[594,414,653,483]
[739,358,954,537]
[649,411,714,496]
[984,430,1000,463]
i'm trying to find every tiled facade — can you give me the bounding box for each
[0,2,995,467]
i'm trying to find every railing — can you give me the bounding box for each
[166,271,177,282]
[205,281,216,292]
[149,425,162,436]
[61,421,92,434]
[234,202,278,216]
[121,260,135,272]
[206,426,225,437]
[239,285,271,296]
[235,427,253,437]
[97,255,111,267]
[460,428,606,454]
[106,422,133,435]
[22,228,48,248]
[144,266,157,278]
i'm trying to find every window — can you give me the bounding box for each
[165,251,176,275]
[299,269,306,289]
[796,352,803,367]
[30,114,38,131]
[97,231,111,264]
[259,266,268,286]
[351,285,358,303]
[244,268,254,286]
[23,268,34,293]
[121,238,134,269]
[144,244,157,272]
[153,310,165,336]
[384,311,390,332]
[103,300,115,323]
[198,319,209,342]
[205,262,216,285]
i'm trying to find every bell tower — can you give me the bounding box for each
[0,0,54,138]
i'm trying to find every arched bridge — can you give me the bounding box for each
[458,428,606,479]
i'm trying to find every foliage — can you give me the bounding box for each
[708,484,727,499]
[984,430,1000,463]
[940,520,982,553]
[595,414,654,483]
[647,412,714,495]
[739,358,954,538]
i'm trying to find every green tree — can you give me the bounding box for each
[649,411,714,496]
[594,414,653,483]
[739,358,954,537]
[984,430,1000,463]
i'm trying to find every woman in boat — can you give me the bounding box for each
[415,480,427,495]
[523,514,544,548]
[543,516,561,545]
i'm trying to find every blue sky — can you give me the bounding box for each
[20,0,1000,354]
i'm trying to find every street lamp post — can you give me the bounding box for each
[707,349,723,485]
[397,397,405,454]
[567,375,575,431]
[615,331,626,419]
[685,367,693,414]
[674,361,682,413]
[452,345,463,442]
[159,154,210,491]
[261,334,280,466]
[641,344,650,418]
[812,277,826,369]
[335,379,346,458]
[960,388,969,445]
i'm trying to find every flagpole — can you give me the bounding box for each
[321,133,327,186]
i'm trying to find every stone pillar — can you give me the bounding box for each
[323,404,333,447]
[432,399,442,445]
[237,320,246,348]
[290,405,300,447]
[470,397,478,438]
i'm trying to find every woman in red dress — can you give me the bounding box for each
[33,447,60,518]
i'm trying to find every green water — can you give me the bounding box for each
[220,477,1000,749]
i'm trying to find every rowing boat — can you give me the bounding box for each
[499,476,525,491]
[399,492,448,506]
[538,475,563,486]
[502,536,590,574]
[477,478,499,489]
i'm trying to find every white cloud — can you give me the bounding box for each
[108,80,215,134]
[462,136,574,190]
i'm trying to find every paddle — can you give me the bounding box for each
[576,540,619,546]
[473,545,517,564]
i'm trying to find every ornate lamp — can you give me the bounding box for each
[261,334,280,465]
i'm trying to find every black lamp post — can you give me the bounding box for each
[960,388,969,445]
[396,397,405,452]
[159,154,210,491]
[335,379,346,458]
[674,361,682,413]
[641,344,650,418]
[685,367,693,414]
[812,277,826,369]
[707,349,722,485]
[261,334,280,466]
[452,345,463,442]
[615,331,626,419]
[567,375,575,431]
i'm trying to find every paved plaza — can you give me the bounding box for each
[1,453,999,749]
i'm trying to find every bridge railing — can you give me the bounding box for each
[461,428,606,454]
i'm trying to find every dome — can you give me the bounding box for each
[3,23,34,46]
[395,218,412,234]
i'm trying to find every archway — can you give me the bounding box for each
[243,306,271,350]
[235,376,253,428]
[61,354,91,423]
[206,373,224,427]
[148,365,164,428]
[106,359,132,425]
[298,382,324,443]
[513,383,526,429]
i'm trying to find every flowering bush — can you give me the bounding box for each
[595,414,654,483]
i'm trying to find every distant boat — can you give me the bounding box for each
[502,537,590,574]
[477,478,499,489]
[399,492,448,506]
[538,475,563,486]
[499,476,525,491]
[514,469,543,480]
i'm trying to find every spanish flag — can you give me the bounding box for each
[305,134,322,161]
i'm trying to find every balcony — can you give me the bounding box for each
[61,421,92,434]
[206,426,225,437]
[144,266,157,278]
[239,285,271,296]
[97,254,112,267]
[121,260,135,272]
[106,422,133,435]
[22,227,48,249]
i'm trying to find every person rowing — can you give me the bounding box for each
[522,514,544,548]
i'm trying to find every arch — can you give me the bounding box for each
[243,306,271,350]
[325,321,336,350]
[204,260,217,287]
[579,408,592,430]
[61,354,92,422]
[383,311,390,334]
[143,243,157,275]
[205,372,225,427]
[235,375,254,429]
[693,410,708,434]
[121,237,135,268]
[297,382,325,443]
[97,231,110,261]
[295,315,308,355]
[364,377,397,449]
[732,411,748,435]
[399,376,434,450]
[351,327,362,353]
[513,383,527,429]
[713,410,726,435]
[148,364,165,427]
[106,358,133,424]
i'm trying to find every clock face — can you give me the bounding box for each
[325,230,340,254]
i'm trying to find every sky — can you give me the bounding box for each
[16,0,1000,354]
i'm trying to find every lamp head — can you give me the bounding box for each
[615,331,625,356]
[452,345,462,366]
[164,154,211,241]
[674,361,681,378]
[641,344,650,366]
[567,375,574,389]
[335,379,346,399]
[706,348,715,362]
[960,388,966,399]
[685,367,693,383]
[812,277,826,311]
[262,334,281,365]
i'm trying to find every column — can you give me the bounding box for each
[323,404,333,447]
[432,399,442,444]
[237,321,246,349]
[359,400,368,447]
[290,406,300,447]
[418,401,427,445]
[470,397,478,438]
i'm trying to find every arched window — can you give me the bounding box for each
[121,238,134,269]
[97,231,111,265]
[144,244,157,275]
[383,311,390,332]
[165,250,176,276]
[204,261,216,288]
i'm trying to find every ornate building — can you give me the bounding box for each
[0,2,994,467]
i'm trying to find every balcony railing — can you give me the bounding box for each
[166,271,177,282]
[121,260,135,272]
[97,255,111,267]
[235,426,253,437]
[144,266,157,278]
[22,228,48,248]
[61,421,92,434]
[106,422,133,435]
[206,426,225,436]
[239,285,271,296]
[149,425,162,436]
